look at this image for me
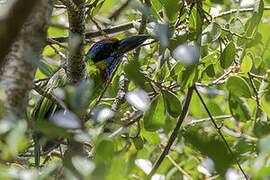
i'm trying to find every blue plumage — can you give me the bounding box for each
[86,34,149,81]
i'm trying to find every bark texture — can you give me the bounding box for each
[0,0,39,71]
[0,0,55,120]
[65,0,86,84]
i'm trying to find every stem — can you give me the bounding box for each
[147,86,194,178]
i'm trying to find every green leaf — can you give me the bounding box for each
[258,134,270,153]
[254,121,270,138]
[229,18,245,34]
[201,22,221,46]
[169,62,183,79]
[226,76,252,98]
[205,64,216,77]
[162,91,181,118]
[220,41,236,69]
[240,55,253,73]
[6,121,27,157]
[200,54,216,66]
[141,128,161,144]
[124,60,145,87]
[94,136,114,163]
[177,65,201,89]
[152,0,162,11]
[254,56,262,69]
[91,0,105,17]
[70,80,94,112]
[163,0,180,23]
[183,127,234,177]
[245,0,264,36]
[228,94,251,122]
[144,94,165,131]
[261,94,270,118]
[33,121,71,139]
[132,136,144,150]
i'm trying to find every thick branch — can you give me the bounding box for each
[0,0,40,72]
[0,0,55,120]
[64,0,86,84]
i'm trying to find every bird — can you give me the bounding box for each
[31,34,149,167]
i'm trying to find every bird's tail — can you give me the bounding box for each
[34,135,40,168]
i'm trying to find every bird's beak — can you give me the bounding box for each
[114,34,149,55]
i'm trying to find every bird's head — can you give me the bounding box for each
[86,34,149,81]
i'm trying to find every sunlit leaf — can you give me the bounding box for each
[183,127,234,177]
[94,136,114,163]
[240,55,253,73]
[135,159,152,174]
[228,94,251,122]
[144,94,165,131]
[226,76,252,98]
[220,41,236,69]
[261,93,270,118]
[177,65,202,89]
[141,127,161,144]
[124,60,146,87]
[91,0,105,17]
[245,0,264,36]
[230,18,245,35]
[162,91,181,118]
[162,0,181,23]
[201,22,221,46]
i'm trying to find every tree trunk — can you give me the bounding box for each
[0,0,55,120]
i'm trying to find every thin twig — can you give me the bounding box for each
[248,72,265,79]
[88,16,108,37]
[32,84,67,110]
[42,56,61,66]
[221,27,253,40]
[194,87,249,180]
[109,113,143,138]
[196,67,234,87]
[54,4,67,8]
[133,0,150,60]
[147,86,194,178]
[109,0,131,20]
[166,155,193,180]
[49,44,67,60]
[51,22,135,43]
[213,6,270,18]
[183,0,190,34]
[111,56,129,111]
[248,72,260,107]
[47,37,68,49]
[183,115,233,129]
[222,126,257,142]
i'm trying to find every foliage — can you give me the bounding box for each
[1,0,270,179]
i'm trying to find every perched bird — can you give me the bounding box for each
[32,34,149,167]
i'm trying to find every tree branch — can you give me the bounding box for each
[194,87,249,179]
[147,86,194,178]
[64,0,86,84]
[0,0,40,73]
[51,22,135,43]
[0,0,55,120]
